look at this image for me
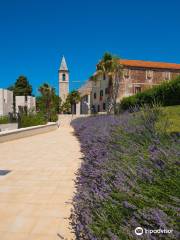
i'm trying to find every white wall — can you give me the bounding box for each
[0,89,13,116]
[80,94,91,114]
[0,123,57,143]
[16,96,36,113]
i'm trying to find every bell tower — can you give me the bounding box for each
[59,56,69,102]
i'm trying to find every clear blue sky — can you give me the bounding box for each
[0,0,180,95]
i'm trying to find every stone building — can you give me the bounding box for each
[15,96,36,113]
[58,56,92,115]
[89,59,180,112]
[0,89,13,116]
[78,81,92,114]
[59,56,69,102]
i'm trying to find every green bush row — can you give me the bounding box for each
[120,76,180,110]
[20,112,47,128]
[0,116,9,124]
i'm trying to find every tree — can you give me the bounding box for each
[91,52,123,113]
[8,75,32,96]
[66,90,81,114]
[8,75,32,113]
[60,90,81,114]
[37,83,60,121]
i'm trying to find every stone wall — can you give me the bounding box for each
[0,123,18,132]
[118,68,180,100]
[0,122,57,143]
[91,68,180,111]
[58,114,90,127]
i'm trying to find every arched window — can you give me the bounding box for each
[62,73,66,81]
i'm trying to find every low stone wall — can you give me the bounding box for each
[58,114,90,127]
[0,123,18,132]
[0,122,57,143]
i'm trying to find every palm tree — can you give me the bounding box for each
[66,90,81,115]
[38,83,57,121]
[91,52,123,113]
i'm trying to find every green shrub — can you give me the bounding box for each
[120,76,180,110]
[0,116,9,124]
[49,113,58,122]
[20,112,47,128]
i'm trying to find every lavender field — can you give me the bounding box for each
[71,106,180,240]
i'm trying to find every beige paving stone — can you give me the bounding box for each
[0,127,82,239]
[27,233,64,240]
[2,232,29,240]
[0,232,7,239]
[7,216,36,233]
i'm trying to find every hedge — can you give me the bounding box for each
[0,116,9,124]
[120,76,180,110]
[20,112,47,128]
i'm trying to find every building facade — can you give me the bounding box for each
[89,59,180,112]
[0,89,13,116]
[16,96,36,113]
[59,56,69,102]
[78,81,92,114]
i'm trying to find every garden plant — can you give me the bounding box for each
[71,105,180,240]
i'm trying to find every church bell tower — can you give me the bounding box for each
[59,56,69,102]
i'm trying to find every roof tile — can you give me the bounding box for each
[119,59,180,70]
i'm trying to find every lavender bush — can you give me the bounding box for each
[71,107,180,240]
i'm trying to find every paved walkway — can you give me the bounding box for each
[0,127,82,240]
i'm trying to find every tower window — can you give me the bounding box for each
[94,93,96,99]
[100,90,103,96]
[62,73,66,81]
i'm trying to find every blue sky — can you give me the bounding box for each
[0,0,180,95]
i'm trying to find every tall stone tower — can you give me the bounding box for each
[59,56,69,102]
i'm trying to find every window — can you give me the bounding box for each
[123,69,130,79]
[94,93,96,99]
[134,86,141,94]
[105,88,109,94]
[62,73,66,81]
[100,90,103,101]
[92,105,96,113]
[100,90,103,97]
[84,95,88,102]
[146,70,153,80]
[164,72,170,80]
[103,103,106,110]
[98,105,100,112]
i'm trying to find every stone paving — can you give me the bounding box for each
[0,126,82,240]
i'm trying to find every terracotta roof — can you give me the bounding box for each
[119,59,180,70]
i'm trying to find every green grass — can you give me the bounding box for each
[160,105,180,132]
